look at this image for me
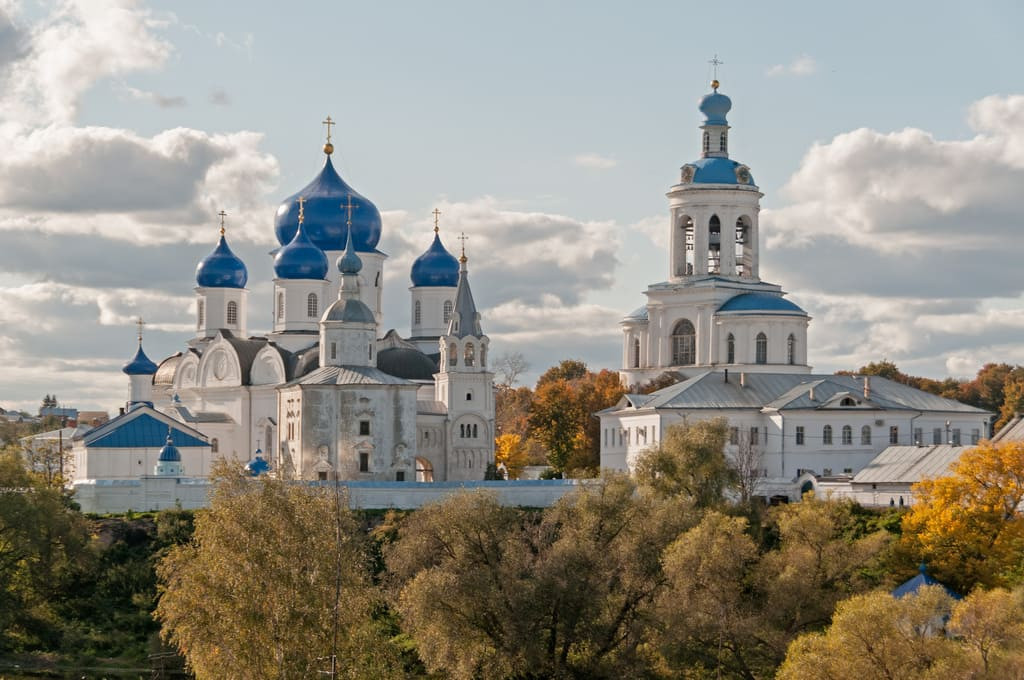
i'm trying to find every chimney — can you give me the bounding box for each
[724,368,729,383]
[740,372,746,388]
[809,386,815,402]
[863,376,871,400]
[119,406,125,416]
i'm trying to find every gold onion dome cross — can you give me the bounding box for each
[218,210,227,236]
[322,116,335,155]
[432,208,441,234]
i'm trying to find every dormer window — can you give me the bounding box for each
[840,397,857,407]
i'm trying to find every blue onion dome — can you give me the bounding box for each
[196,232,248,288]
[274,220,328,280]
[158,435,181,462]
[123,342,158,375]
[698,81,732,126]
[337,225,363,275]
[274,154,382,252]
[245,451,271,476]
[411,232,459,287]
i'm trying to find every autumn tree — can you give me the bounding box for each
[155,466,400,679]
[527,360,625,475]
[901,440,1024,591]
[386,477,694,679]
[494,433,529,479]
[634,418,735,507]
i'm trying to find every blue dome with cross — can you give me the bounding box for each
[158,435,181,462]
[411,231,459,287]
[274,139,382,253]
[196,230,248,289]
[274,218,328,280]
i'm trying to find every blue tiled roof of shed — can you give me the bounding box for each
[892,564,961,600]
[718,292,806,315]
[85,413,209,449]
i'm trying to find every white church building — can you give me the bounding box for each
[71,132,495,500]
[599,80,991,499]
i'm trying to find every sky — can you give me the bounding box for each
[1,0,1024,414]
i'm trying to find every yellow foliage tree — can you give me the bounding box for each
[901,440,1024,591]
[494,433,529,479]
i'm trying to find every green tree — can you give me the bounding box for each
[633,418,734,507]
[386,477,693,679]
[155,466,400,679]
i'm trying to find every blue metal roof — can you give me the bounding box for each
[123,343,158,375]
[690,157,755,185]
[274,155,382,252]
[718,292,806,315]
[196,233,248,288]
[623,305,649,322]
[273,221,328,280]
[892,564,960,600]
[410,232,459,287]
[86,413,209,449]
[245,454,271,476]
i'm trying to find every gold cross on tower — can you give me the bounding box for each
[218,210,228,236]
[457,231,468,261]
[322,116,335,154]
[709,54,724,89]
[297,196,306,225]
[342,194,358,229]
[136,317,146,343]
[432,208,441,234]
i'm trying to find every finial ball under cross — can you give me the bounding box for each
[322,116,335,154]
[218,210,227,235]
[432,208,441,234]
[136,317,145,343]
[457,231,468,262]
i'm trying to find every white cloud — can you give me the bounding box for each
[573,152,617,169]
[121,83,186,108]
[766,55,818,77]
[0,0,173,125]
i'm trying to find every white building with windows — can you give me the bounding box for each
[72,134,494,494]
[600,81,990,499]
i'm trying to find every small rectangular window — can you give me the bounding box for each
[795,426,805,446]
[952,428,961,446]
[889,426,899,445]
[749,427,759,446]
[359,421,370,436]
[933,428,942,445]
[971,428,980,445]
[914,427,923,445]
[359,452,369,472]
[395,471,405,482]
[318,471,327,481]
[729,427,739,445]
[330,342,336,359]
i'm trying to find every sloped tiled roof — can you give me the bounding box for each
[289,365,414,387]
[81,408,208,449]
[852,445,967,485]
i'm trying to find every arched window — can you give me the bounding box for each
[226,301,238,326]
[702,132,710,154]
[840,397,857,406]
[735,215,752,277]
[726,333,735,364]
[265,425,273,458]
[671,319,696,366]
[861,425,872,445]
[276,292,284,321]
[822,425,833,445]
[466,391,473,401]
[330,342,336,359]
[375,271,380,287]
[460,424,465,438]
[211,437,219,453]
[307,293,318,318]
[368,343,373,360]
[443,300,453,323]
[414,300,421,325]
[708,215,721,273]
[719,131,727,153]
[472,424,478,438]
[787,334,796,365]
[842,425,852,445]
[464,342,475,367]
[480,344,487,367]
[632,338,640,368]
[449,343,457,367]
[755,332,768,364]
[197,300,205,329]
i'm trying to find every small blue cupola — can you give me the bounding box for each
[245,449,271,476]
[411,217,459,287]
[699,80,732,126]
[158,433,182,462]
[274,131,382,252]
[273,197,328,280]
[196,223,248,289]
[122,342,158,375]
[891,563,961,600]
